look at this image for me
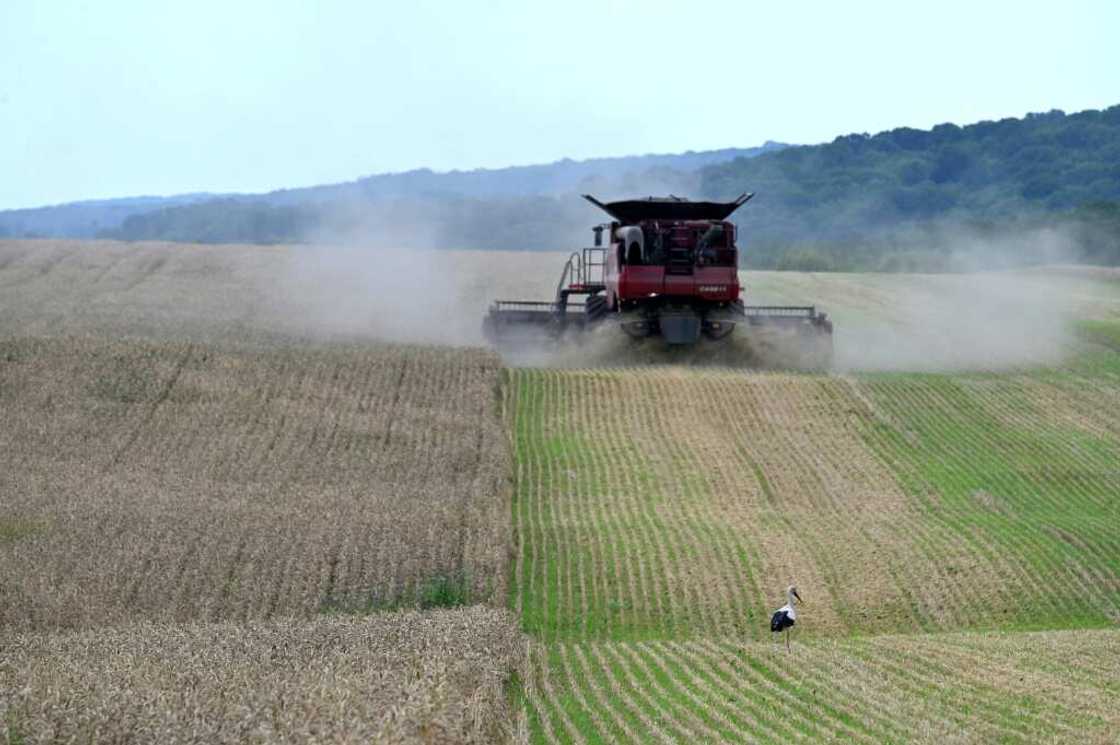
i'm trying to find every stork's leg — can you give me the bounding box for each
[785,628,790,652]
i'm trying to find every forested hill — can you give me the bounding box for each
[707,107,1120,231]
[701,106,1120,267]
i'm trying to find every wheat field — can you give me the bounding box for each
[0,336,510,630]
[0,239,525,743]
[1,607,523,744]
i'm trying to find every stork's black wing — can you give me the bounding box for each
[770,610,794,632]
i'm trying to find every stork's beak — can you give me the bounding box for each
[794,590,803,603]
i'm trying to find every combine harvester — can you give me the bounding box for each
[483,194,833,367]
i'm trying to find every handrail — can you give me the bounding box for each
[582,247,606,286]
[555,251,583,305]
[743,305,818,316]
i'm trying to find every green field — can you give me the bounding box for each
[507,346,1120,742]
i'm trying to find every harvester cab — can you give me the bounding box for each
[483,194,834,366]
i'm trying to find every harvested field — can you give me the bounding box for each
[508,358,1120,741]
[523,628,1120,744]
[855,362,1120,629]
[508,366,1120,640]
[509,368,915,639]
[0,607,524,745]
[0,336,510,630]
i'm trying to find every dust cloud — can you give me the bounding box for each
[831,273,1079,372]
[273,208,485,347]
[499,225,1096,372]
[271,215,1102,373]
[826,226,1089,372]
[495,323,823,370]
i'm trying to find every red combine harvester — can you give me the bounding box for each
[483,194,833,365]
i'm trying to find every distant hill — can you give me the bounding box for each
[6,106,1120,270]
[0,143,786,239]
[0,194,225,240]
[262,143,788,204]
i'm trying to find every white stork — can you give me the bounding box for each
[770,584,803,651]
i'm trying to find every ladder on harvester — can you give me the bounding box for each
[666,226,694,275]
[482,247,607,342]
[555,247,606,317]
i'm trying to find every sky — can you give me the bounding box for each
[1,0,1117,209]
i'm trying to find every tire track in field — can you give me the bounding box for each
[115,253,168,292]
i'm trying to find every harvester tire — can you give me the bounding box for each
[585,294,608,323]
[702,322,736,341]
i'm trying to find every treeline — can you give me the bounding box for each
[105,200,319,245]
[702,106,1120,246]
[751,201,1120,272]
[104,195,593,249]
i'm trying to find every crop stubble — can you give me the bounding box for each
[512,367,957,640]
[509,362,1120,742]
[525,630,1120,744]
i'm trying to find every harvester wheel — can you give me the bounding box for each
[620,313,653,339]
[585,294,608,323]
[702,321,735,341]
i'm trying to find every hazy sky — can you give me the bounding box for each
[1,0,1117,209]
